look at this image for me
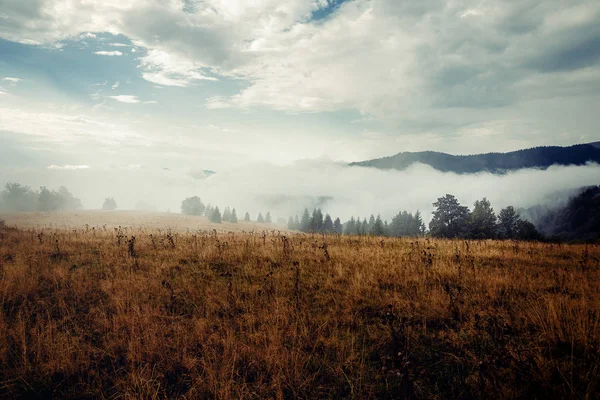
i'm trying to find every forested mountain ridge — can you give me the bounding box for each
[350,143,600,174]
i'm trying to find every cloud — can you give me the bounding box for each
[111,81,120,90]
[139,49,218,87]
[95,50,123,56]
[3,77,23,84]
[0,0,598,147]
[109,95,140,103]
[47,164,90,170]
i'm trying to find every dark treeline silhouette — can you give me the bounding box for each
[288,194,542,240]
[350,143,600,174]
[535,186,600,242]
[0,182,82,212]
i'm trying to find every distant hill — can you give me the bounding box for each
[350,143,600,174]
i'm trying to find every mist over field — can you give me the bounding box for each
[2,161,599,222]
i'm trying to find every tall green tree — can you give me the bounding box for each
[265,212,272,224]
[429,194,471,238]
[244,212,251,222]
[498,206,520,239]
[230,208,238,223]
[470,197,497,238]
[257,213,265,223]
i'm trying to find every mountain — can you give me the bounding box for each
[350,143,600,174]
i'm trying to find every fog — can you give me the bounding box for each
[1,161,599,223]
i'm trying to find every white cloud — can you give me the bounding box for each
[95,50,123,56]
[109,95,140,103]
[139,49,218,87]
[48,164,90,170]
[111,81,120,90]
[3,77,23,84]
[0,0,598,147]
[109,42,129,47]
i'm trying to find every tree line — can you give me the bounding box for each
[0,182,82,212]
[286,194,541,240]
[181,196,273,225]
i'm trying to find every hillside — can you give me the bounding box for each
[350,143,600,174]
[534,186,600,242]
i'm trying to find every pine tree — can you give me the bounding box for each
[265,212,272,223]
[300,209,310,232]
[244,212,251,222]
[344,217,356,235]
[371,214,385,236]
[323,214,334,233]
[470,198,497,238]
[222,207,231,222]
[294,215,300,230]
[361,218,368,236]
[498,206,520,239]
[230,208,238,223]
[209,206,222,223]
[333,217,342,234]
[257,213,265,223]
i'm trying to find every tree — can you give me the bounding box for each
[516,219,542,241]
[102,197,118,211]
[294,215,300,230]
[371,214,385,236]
[244,212,251,222]
[323,214,334,233]
[1,183,37,212]
[257,213,265,223]
[333,217,342,234]
[368,215,376,231]
[498,206,520,239]
[205,204,214,219]
[344,217,357,235]
[287,216,296,230]
[310,209,324,232]
[265,212,272,224]
[230,208,238,223]
[361,218,369,236]
[300,209,310,232]
[470,197,497,239]
[181,196,205,216]
[222,207,231,222]
[429,194,471,238]
[57,187,82,210]
[209,206,222,223]
[38,187,61,211]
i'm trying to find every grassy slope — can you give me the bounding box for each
[0,221,599,398]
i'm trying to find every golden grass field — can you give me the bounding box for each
[0,212,599,399]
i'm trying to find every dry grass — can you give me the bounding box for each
[0,210,280,233]
[0,217,599,399]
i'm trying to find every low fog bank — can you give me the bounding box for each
[1,161,599,223]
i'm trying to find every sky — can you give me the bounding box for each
[1,0,600,213]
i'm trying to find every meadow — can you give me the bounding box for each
[0,213,599,399]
